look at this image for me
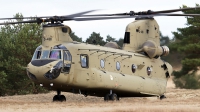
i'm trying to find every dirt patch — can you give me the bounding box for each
[0,82,200,112]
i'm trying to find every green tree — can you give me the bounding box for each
[171,4,200,89]
[86,32,106,46]
[160,32,170,46]
[0,13,46,95]
[106,35,116,42]
[116,38,124,48]
[70,32,82,42]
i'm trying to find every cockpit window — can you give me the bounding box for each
[49,50,61,59]
[31,45,42,60]
[32,50,41,60]
[31,44,69,60]
[41,50,50,59]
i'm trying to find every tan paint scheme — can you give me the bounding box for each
[27,19,172,97]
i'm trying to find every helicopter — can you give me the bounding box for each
[0,7,200,102]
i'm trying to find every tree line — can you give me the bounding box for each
[0,4,199,96]
[70,32,124,47]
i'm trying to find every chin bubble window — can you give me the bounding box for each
[100,59,105,68]
[147,67,152,76]
[80,54,89,68]
[116,61,120,71]
[132,64,137,73]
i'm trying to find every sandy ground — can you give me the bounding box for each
[0,78,200,112]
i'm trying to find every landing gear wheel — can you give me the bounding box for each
[160,95,166,100]
[53,95,59,102]
[53,95,66,102]
[53,90,66,102]
[60,95,66,102]
[104,93,119,101]
[104,94,110,101]
[110,93,119,101]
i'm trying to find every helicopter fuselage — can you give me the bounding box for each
[27,41,172,97]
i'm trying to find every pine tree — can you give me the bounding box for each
[0,13,46,95]
[70,32,82,42]
[86,32,106,46]
[171,4,200,89]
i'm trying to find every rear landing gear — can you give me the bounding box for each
[104,93,119,101]
[160,95,166,100]
[53,90,66,102]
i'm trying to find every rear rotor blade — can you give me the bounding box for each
[151,6,200,14]
[155,13,200,16]
[81,6,200,17]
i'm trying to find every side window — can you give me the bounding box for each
[132,64,137,73]
[100,59,105,68]
[147,67,152,76]
[80,54,89,68]
[116,61,120,71]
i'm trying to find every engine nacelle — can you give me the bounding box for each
[137,40,169,58]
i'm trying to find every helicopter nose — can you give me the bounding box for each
[44,61,63,80]
[27,60,63,81]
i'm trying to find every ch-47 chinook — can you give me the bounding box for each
[0,7,200,102]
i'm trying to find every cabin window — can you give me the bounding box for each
[132,64,137,73]
[116,61,120,71]
[80,54,88,68]
[49,50,61,59]
[147,67,152,76]
[100,59,105,68]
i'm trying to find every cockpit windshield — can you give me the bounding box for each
[31,44,71,61]
[49,50,61,59]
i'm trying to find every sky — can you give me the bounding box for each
[0,0,199,41]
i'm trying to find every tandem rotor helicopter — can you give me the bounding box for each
[0,6,200,102]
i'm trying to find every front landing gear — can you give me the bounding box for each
[53,90,66,102]
[104,93,119,101]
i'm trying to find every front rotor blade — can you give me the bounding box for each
[0,17,38,20]
[0,20,38,25]
[62,10,98,18]
[82,13,129,17]
[73,16,138,21]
